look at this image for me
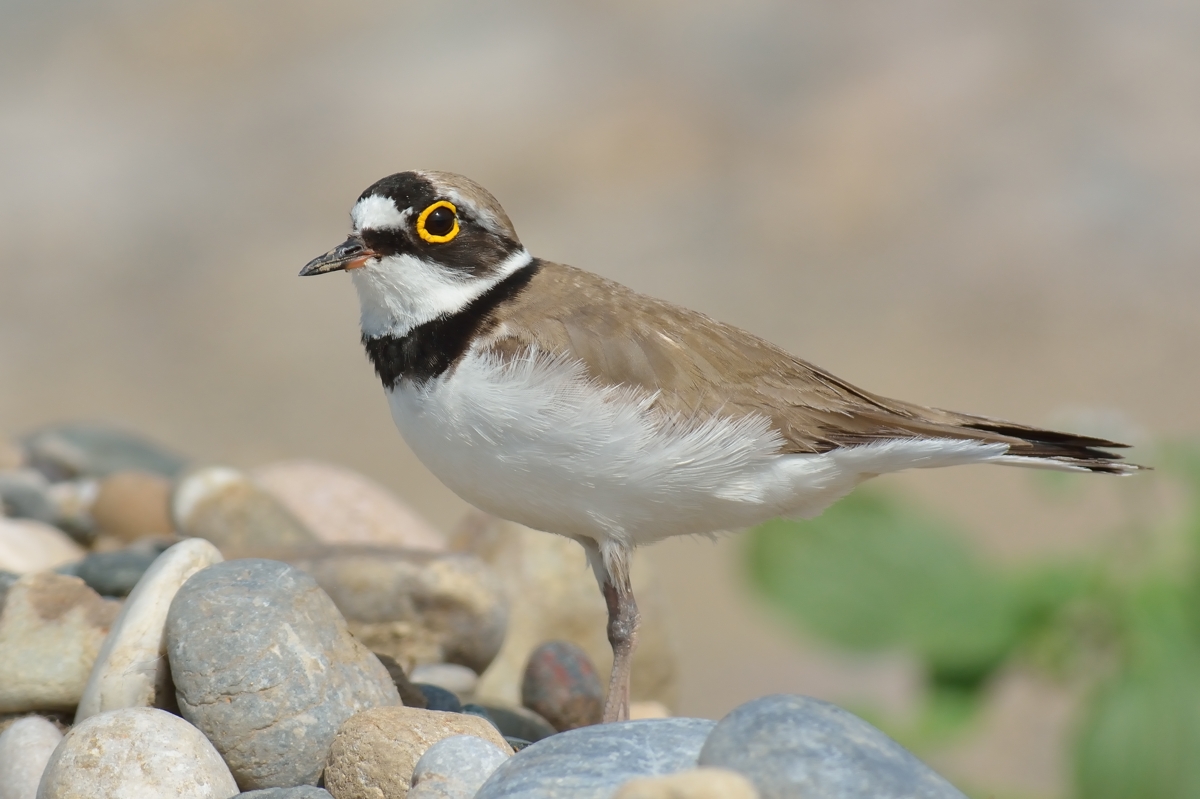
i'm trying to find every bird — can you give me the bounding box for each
[300,170,1141,723]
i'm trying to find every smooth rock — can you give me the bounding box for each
[0,573,119,713]
[236,790,334,799]
[21,423,188,481]
[614,768,760,799]
[43,481,99,542]
[325,706,512,799]
[521,640,604,731]
[417,684,462,713]
[698,694,968,799]
[289,548,507,673]
[459,516,677,709]
[409,734,512,799]
[74,545,168,597]
[36,707,237,799]
[75,538,224,723]
[0,470,55,524]
[476,704,557,743]
[166,559,400,789]
[375,652,429,709]
[475,718,716,799]
[411,663,479,699]
[253,460,445,550]
[172,467,318,552]
[0,518,86,575]
[91,471,174,542]
[0,716,62,799]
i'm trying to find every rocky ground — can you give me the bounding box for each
[0,422,971,798]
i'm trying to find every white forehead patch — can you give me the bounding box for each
[352,195,409,232]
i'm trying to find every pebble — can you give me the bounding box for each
[165,558,400,789]
[324,706,512,799]
[236,790,334,799]
[253,460,445,550]
[521,640,604,731]
[460,517,676,709]
[0,470,56,524]
[73,544,168,597]
[0,572,119,713]
[475,704,557,743]
[375,652,429,709]
[475,718,716,799]
[417,683,463,713]
[613,768,760,799]
[697,694,968,799]
[75,538,224,723]
[172,467,319,553]
[0,716,63,799]
[43,480,99,542]
[289,548,507,674]
[0,517,86,574]
[409,734,512,799]
[91,470,174,542]
[36,707,238,799]
[410,662,479,699]
[21,423,188,481]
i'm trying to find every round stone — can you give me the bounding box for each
[697,694,968,799]
[74,545,167,597]
[75,538,224,723]
[374,652,429,709]
[0,572,119,713]
[324,706,512,799]
[475,704,557,743]
[0,715,62,799]
[521,640,604,731]
[37,707,237,799]
[252,460,445,550]
[410,663,479,699]
[409,734,512,799]
[172,468,318,553]
[0,469,56,524]
[91,470,174,542]
[417,684,463,713]
[20,423,188,481]
[475,718,716,799]
[613,768,760,799]
[166,559,400,789]
[0,517,85,574]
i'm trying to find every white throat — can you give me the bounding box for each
[352,247,533,338]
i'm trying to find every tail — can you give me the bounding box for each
[951,417,1144,475]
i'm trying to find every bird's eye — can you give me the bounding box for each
[416,200,459,243]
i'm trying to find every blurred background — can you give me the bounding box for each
[2,1,1197,796]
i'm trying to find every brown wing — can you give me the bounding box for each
[482,262,1132,468]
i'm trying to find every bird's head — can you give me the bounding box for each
[301,170,530,337]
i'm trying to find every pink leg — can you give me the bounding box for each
[601,578,641,723]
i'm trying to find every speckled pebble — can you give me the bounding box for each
[0,716,62,799]
[409,734,512,799]
[475,718,716,799]
[698,694,967,799]
[166,559,400,789]
[36,707,237,799]
[521,640,604,731]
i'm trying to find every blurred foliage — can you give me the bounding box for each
[745,442,1200,799]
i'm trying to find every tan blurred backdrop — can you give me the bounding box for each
[2,2,1197,796]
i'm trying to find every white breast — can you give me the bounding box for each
[385,347,1010,549]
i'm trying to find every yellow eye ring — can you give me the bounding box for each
[416,200,460,243]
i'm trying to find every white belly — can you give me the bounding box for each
[386,348,1007,549]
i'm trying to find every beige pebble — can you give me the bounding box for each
[75,538,224,723]
[172,466,317,552]
[0,716,62,799]
[0,518,84,574]
[613,768,760,799]
[91,471,174,542]
[325,706,512,799]
[253,459,445,550]
[0,573,119,713]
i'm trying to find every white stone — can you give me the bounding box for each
[0,518,84,574]
[410,663,479,698]
[36,707,238,799]
[75,538,224,723]
[0,717,62,799]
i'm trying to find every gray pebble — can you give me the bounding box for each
[165,558,400,789]
[698,694,967,799]
[475,718,716,799]
[236,789,333,799]
[0,470,55,523]
[410,734,511,799]
[75,546,166,597]
[477,704,557,743]
[21,423,188,481]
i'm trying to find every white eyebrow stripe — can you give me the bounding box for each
[352,195,409,231]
